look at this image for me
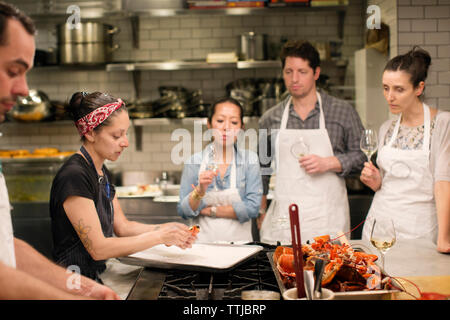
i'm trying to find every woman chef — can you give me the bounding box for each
[50,92,196,281]
[360,48,450,253]
[177,98,263,243]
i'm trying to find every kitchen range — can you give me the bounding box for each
[100,238,450,301]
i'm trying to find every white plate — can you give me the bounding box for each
[152,195,180,202]
[116,185,162,198]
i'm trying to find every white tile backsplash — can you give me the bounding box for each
[9,0,449,172]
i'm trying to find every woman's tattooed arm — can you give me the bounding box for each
[74,219,95,253]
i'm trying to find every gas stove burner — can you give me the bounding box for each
[157,246,280,300]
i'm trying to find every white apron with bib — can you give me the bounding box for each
[260,92,350,244]
[0,171,16,268]
[362,103,437,243]
[194,149,253,243]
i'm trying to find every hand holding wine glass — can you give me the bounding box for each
[360,129,378,163]
[370,217,396,271]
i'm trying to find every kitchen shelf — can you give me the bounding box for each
[125,5,348,17]
[27,5,348,21]
[106,60,281,72]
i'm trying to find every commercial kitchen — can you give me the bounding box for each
[1,0,449,301]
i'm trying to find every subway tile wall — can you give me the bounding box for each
[2,0,368,173]
[397,0,450,111]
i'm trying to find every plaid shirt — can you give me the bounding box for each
[258,91,366,195]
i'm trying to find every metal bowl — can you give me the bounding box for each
[9,90,53,122]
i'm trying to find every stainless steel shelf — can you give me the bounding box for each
[127,5,348,17]
[27,4,348,22]
[106,60,281,72]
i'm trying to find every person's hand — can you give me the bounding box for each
[200,206,212,216]
[198,169,217,194]
[360,161,382,191]
[257,213,266,230]
[437,237,450,254]
[159,222,187,231]
[156,224,196,249]
[299,154,330,174]
[77,278,121,300]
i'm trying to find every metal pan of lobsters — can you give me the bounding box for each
[267,235,402,300]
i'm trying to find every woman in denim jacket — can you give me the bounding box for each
[177,98,263,243]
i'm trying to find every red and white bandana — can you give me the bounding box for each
[75,99,123,136]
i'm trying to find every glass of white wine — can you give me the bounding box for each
[272,199,291,244]
[370,217,396,271]
[206,144,219,192]
[360,129,378,163]
[290,137,309,177]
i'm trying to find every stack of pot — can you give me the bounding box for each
[57,22,119,65]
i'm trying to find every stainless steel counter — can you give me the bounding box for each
[100,239,450,300]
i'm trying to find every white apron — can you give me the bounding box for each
[362,103,437,243]
[0,170,16,268]
[194,148,253,243]
[260,92,350,244]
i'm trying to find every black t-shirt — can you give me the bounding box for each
[49,153,115,278]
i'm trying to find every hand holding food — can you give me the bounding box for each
[156,224,196,249]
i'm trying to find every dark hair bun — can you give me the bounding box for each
[384,46,432,89]
[66,92,85,121]
[411,46,431,71]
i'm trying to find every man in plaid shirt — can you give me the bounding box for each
[258,41,366,242]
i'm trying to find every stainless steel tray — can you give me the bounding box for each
[267,251,400,300]
[0,155,70,163]
[118,243,263,273]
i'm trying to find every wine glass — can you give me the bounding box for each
[290,137,309,177]
[206,144,219,192]
[360,129,378,163]
[272,200,291,244]
[290,137,309,159]
[370,217,396,271]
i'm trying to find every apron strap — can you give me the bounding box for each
[422,103,431,152]
[80,146,111,199]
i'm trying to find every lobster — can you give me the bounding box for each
[274,234,389,292]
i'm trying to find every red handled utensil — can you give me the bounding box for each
[289,203,306,299]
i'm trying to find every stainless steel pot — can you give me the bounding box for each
[57,22,119,64]
[59,42,119,65]
[57,22,119,43]
[237,32,268,61]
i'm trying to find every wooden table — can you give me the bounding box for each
[391,275,450,300]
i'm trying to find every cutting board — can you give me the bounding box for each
[118,243,263,272]
[392,276,450,300]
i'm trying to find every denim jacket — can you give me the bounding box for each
[177,145,263,223]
